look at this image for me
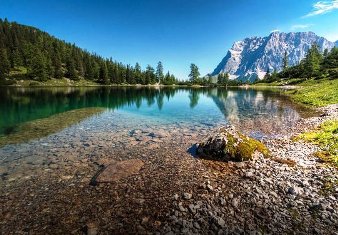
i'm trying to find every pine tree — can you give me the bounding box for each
[134,62,143,84]
[164,71,171,85]
[65,58,79,80]
[282,51,288,70]
[53,53,63,79]
[170,74,176,84]
[217,73,229,85]
[264,68,271,80]
[303,44,322,78]
[0,48,10,79]
[99,61,109,84]
[208,75,213,85]
[11,48,23,67]
[189,63,200,84]
[29,51,48,81]
[145,65,155,84]
[156,61,164,84]
[322,47,338,69]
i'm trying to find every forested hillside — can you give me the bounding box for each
[263,44,338,82]
[0,19,177,85]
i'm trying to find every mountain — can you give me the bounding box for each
[211,32,336,81]
[335,40,338,48]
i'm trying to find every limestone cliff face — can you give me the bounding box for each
[211,32,335,82]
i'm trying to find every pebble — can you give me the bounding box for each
[173,194,179,200]
[232,198,240,208]
[86,222,98,235]
[183,193,192,200]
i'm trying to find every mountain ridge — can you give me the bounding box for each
[211,32,336,81]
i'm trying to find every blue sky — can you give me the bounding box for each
[1,0,338,79]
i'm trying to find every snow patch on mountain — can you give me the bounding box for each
[211,32,336,81]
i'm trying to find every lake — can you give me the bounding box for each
[0,86,313,179]
[0,86,312,139]
[0,86,318,233]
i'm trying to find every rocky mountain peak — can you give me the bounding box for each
[211,32,335,81]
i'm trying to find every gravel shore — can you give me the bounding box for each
[0,105,337,234]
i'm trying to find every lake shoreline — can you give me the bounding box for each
[0,94,337,234]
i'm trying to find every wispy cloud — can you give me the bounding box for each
[270,29,280,33]
[304,0,338,17]
[290,24,313,31]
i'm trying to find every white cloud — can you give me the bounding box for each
[290,24,313,31]
[270,29,280,33]
[304,0,338,17]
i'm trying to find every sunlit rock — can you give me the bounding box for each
[197,126,270,162]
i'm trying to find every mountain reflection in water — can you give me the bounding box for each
[0,87,314,141]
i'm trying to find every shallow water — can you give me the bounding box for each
[0,86,314,181]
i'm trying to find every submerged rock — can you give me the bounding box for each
[86,222,98,235]
[197,126,270,162]
[94,159,144,183]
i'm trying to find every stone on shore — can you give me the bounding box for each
[197,126,270,162]
[95,159,144,183]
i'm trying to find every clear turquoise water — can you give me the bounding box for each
[0,86,312,141]
[0,86,315,181]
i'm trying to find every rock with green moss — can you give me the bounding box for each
[197,126,270,162]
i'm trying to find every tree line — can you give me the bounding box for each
[263,44,338,82]
[0,19,178,85]
[188,63,241,86]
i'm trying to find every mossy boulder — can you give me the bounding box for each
[197,126,270,162]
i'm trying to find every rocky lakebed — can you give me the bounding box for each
[0,105,337,235]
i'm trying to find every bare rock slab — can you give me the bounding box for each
[95,159,144,183]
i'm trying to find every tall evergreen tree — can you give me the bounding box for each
[134,62,143,84]
[303,44,322,78]
[145,65,155,84]
[99,61,109,84]
[189,63,200,84]
[282,51,288,70]
[0,48,10,79]
[156,61,164,84]
[322,47,338,69]
[65,59,78,80]
[53,53,63,79]
[29,50,47,81]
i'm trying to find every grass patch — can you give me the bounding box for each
[15,78,100,87]
[0,108,105,147]
[320,178,338,195]
[285,79,338,107]
[254,78,304,87]
[297,119,338,166]
[270,157,296,167]
[253,78,338,107]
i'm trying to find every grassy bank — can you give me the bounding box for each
[296,119,338,166]
[0,78,101,87]
[254,78,338,107]
[285,79,338,107]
